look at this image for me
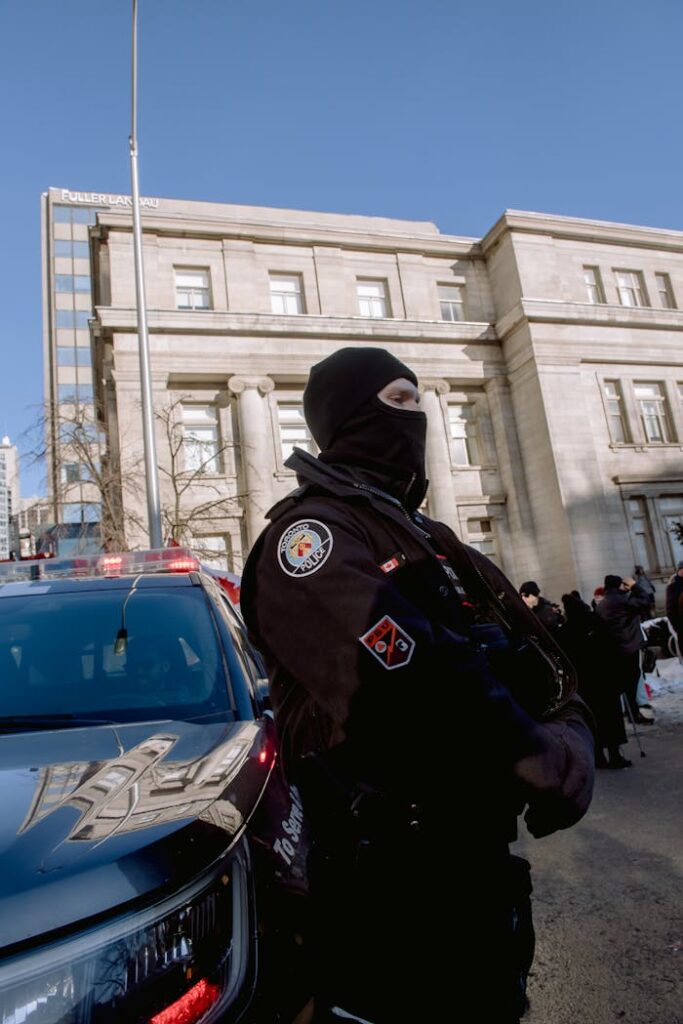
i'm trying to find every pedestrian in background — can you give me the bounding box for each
[242,346,595,1024]
[595,574,651,726]
[519,580,564,634]
[560,592,631,769]
[665,560,683,654]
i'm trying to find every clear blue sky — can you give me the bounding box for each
[2,0,682,494]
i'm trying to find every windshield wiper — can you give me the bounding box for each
[0,714,118,731]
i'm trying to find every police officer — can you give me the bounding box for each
[241,347,595,1024]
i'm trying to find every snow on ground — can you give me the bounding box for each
[642,657,683,725]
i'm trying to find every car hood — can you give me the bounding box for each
[0,718,270,950]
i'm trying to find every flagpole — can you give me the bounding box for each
[129,0,162,548]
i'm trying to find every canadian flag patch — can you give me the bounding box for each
[359,615,415,670]
[378,551,406,575]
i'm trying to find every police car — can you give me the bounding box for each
[0,548,310,1024]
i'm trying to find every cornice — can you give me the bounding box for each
[482,209,683,255]
[94,209,482,259]
[613,474,683,486]
[452,493,507,506]
[93,307,498,344]
[495,298,683,340]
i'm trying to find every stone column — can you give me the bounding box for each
[484,376,533,532]
[420,380,458,532]
[228,376,274,548]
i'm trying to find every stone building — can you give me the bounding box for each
[41,188,683,602]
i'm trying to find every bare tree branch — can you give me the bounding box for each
[20,401,144,553]
[154,397,243,552]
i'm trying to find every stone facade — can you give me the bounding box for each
[41,189,683,605]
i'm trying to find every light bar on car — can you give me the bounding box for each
[0,547,200,582]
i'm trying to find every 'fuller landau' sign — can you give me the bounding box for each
[59,189,160,209]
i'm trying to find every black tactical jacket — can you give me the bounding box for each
[241,450,593,832]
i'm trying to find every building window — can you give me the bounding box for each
[659,496,683,567]
[53,205,73,224]
[467,518,497,560]
[189,534,230,570]
[58,384,80,404]
[52,206,97,226]
[583,266,605,304]
[57,347,77,367]
[627,498,657,572]
[63,419,100,443]
[438,283,466,321]
[634,382,673,443]
[603,380,629,443]
[62,502,101,524]
[448,404,479,465]
[277,403,313,461]
[58,347,91,367]
[654,272,676,309]
[269,274,305,314]
[181,404,221,473]
[175,269,211,310]
[55,274,91,293]
[57,310,91,329]
[357,279,390,318]
[56,310,75,329]
[614,270,648,307]
[54,239,90,259]
[61,463,84,484]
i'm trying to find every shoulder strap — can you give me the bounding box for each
[445,538,577,718]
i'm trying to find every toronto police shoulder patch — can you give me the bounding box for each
[277,519,334,578]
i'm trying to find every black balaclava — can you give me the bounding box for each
[303,347,427,510]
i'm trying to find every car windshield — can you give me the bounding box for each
[0,586,233,728]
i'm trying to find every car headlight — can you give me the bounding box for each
[0,841,253,1024]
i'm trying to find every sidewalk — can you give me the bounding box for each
[516,707,683,1024]
[643,656,683,725]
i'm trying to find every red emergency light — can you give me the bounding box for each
[148,978,221,1024]
[0,547,201,582]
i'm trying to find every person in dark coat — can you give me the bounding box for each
[519,581,564,634]
[665,561,683,652]
[241,346,595,1024]
[560,592,630,769]
[595,573,651,724]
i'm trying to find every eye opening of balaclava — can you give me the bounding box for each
[302,347,428,509]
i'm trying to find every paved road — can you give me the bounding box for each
[514,716,683,1024]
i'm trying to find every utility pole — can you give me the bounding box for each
[129,0,162,548]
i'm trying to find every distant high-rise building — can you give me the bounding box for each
[0,437,19,559]
[41,188,160,553]
[16,497,54,558]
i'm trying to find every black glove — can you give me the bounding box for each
[513,718,595,839]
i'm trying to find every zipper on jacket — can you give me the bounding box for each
[351,481,432,538]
